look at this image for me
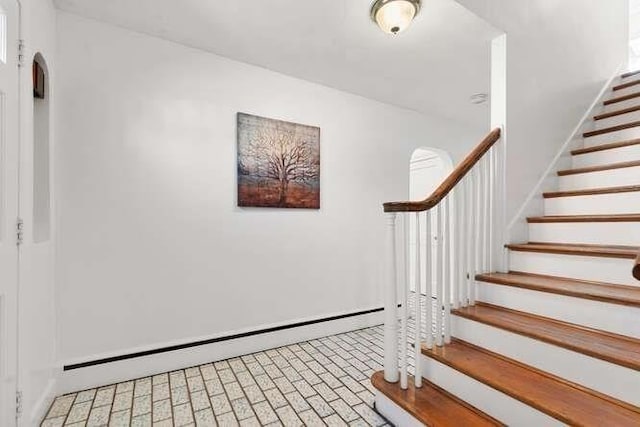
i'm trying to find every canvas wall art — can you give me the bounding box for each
[237,113,320,209]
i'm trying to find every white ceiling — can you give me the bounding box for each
[53,0,500,128]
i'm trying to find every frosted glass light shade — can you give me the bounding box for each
[372,0,420,35]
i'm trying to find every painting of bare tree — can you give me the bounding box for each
[237,113,320,209]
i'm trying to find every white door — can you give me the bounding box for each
[0,0,19,424]
[408,150,451,294]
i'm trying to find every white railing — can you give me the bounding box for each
[382,128,504,387]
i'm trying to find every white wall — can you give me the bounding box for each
[55,13,482,368]
[629,0,640,70]
[18,0,58,424]
[457,0,628,221]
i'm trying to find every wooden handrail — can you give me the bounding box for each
[384,128,501,213]
[634,251,640,281]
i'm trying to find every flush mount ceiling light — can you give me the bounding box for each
[371,0,421,35]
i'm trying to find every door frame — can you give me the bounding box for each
[0,0,21,424]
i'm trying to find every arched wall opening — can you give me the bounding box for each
[33,53,50,243]
[408,147,454,294]
[409,148,454,201]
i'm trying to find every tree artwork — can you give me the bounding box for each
[237,113,320,208]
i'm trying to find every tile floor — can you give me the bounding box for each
[41,314,419,427]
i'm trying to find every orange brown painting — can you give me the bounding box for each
[238,179,319,209]
[237,113,320,209]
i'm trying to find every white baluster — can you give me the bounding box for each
[494,143,500,271]
[424,210,433,350]
[436,203,443,346]
[452,189,461,310]
[443,196,452,344]
[467,173,476,305]
[459,180,468,308]
[483,155,490,272]
[474,159,485,280]
[478,158,485,275]
[473,167,482,305]
[414,212,422,387]
[488,148,495,271]
[400,214,409,390]
[384,212,399,383]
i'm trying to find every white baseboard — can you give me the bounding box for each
[57,307,384,394]
[27,377,57,427]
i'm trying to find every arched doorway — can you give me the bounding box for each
[408,148,453,294]
[409,148,453,201]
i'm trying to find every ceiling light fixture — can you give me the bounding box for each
[371,0,421,35]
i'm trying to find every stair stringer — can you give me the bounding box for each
[507,64,624,245]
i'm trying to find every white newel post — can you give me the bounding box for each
[384,212,399,383]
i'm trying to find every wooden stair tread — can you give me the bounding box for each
[622,70,640,79]
[571,138,640,155]
[613,79,640,91]
[557,160,640,176]
[452,302,640,371]
[506,242,639,259]
[371,371,504,427]
[476,272,640,307]
[604,91,640,106]
[595,105,640,121]
[543,184,640,198]
[583,120,640,138]
[421,339,640,426]
[527,214,640,223]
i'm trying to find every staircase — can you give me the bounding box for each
[372,70,640,426]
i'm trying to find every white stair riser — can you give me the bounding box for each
[620,74,640,83]
[611,85,640,98]
[509,251,633,286]
[544,192,640,215]
[476,282,640,338]
[421,356,563,427]
[558,166,640,191]
[584,126,640,147]
[572,144,640,168]
[594,109,640,129]
[374,393,424,427]
[528,222,640,246]
[601,97,640,114]
[452,316,640,406]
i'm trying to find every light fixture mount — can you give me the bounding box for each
[371,0,421,35]
[470,93,489,105]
